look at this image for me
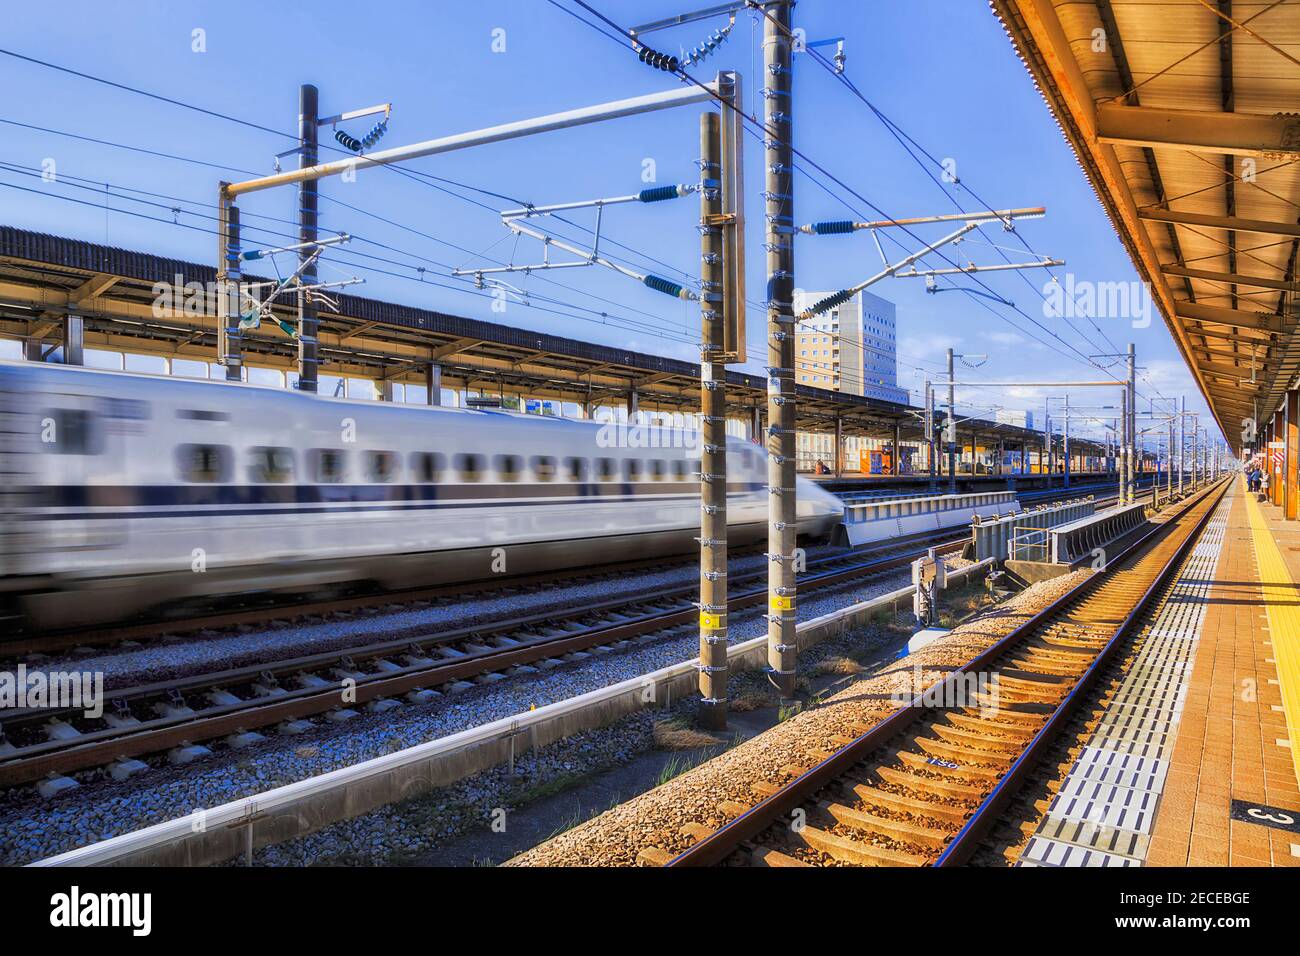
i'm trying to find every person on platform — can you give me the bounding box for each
[1259,468,1270,502]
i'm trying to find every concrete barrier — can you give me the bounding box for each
[33,560,992,868]
[842,491,1017,547]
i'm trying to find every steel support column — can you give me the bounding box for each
[297,84,321,393]
[426,362,442,405]
[216,186,242,381]
[61,315,83,366]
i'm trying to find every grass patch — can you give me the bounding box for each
[653,717,723,750]
[813,655,864,676]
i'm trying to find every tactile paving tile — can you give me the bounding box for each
[1018,497,1231,867]
[1018,836,1142,867]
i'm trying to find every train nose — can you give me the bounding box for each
[795,477,845,540]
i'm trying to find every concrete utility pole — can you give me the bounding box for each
[946,347,957,493]
[764,0,798,706]
[298,84,321,393]
[697,111,728,730]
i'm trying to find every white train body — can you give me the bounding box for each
[0,361,842,629]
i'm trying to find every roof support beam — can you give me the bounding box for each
[1174,300,1284,333]
[427,336,483,360]
[1096,103,1300,158]
[1163,263,1300,293]
[1139,206,1300,238]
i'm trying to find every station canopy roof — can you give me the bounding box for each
[994,0,1300,453]
[0,226,1093,451]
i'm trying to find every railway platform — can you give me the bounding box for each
[1130,478,1300,867]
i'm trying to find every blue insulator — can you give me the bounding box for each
[361,118,388,149]
[643,274,685,299]
[806,288,854,316]
[812,220,856,235]
[638,185,681,203]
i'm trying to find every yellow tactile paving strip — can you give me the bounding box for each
[1243,480,1300,790]
[1146,480,1300,866]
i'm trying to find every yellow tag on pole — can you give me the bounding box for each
[700,611,724,630]
[770,595,794,611]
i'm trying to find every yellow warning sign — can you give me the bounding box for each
[700,611,724,629]
[770,595,794,611]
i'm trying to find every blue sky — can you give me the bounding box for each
[0,0,1222,445]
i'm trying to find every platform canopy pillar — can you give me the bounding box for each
[425,363,442,406]
[1287,389,1298,520]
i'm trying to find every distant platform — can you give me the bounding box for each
[809,470,1127,495]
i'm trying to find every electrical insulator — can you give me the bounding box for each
[681,19,735,67]
[361,117,389,149]
[636,44,679,73]
[335,111,390,153]
[804,288,854,318]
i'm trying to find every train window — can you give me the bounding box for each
[41,409,103,455]
[563,457,587,482]
[177,444,231,483]
[494,454,523,483]
[648,459,667,481]
[623,458,643,482]
[531,456,557,481]
[310,449,348,484]
[176,409,230,422]
[671,459,689,480]
[454,453,484,482]
[365,451,400,483]
[410,452,446,483]
[248,446,294,483]
[595,457,617,482]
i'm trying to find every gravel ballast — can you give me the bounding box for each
[0,561,912,865]
[506,569,1091,867]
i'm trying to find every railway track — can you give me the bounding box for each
[661,477,1228,868]
[4,482,1126,659]
[0,530,966,789]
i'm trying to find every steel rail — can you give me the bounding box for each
[0,535,962,787]
[666,477,1228,866]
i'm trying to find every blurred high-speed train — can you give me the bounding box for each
[0,361,843,630]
